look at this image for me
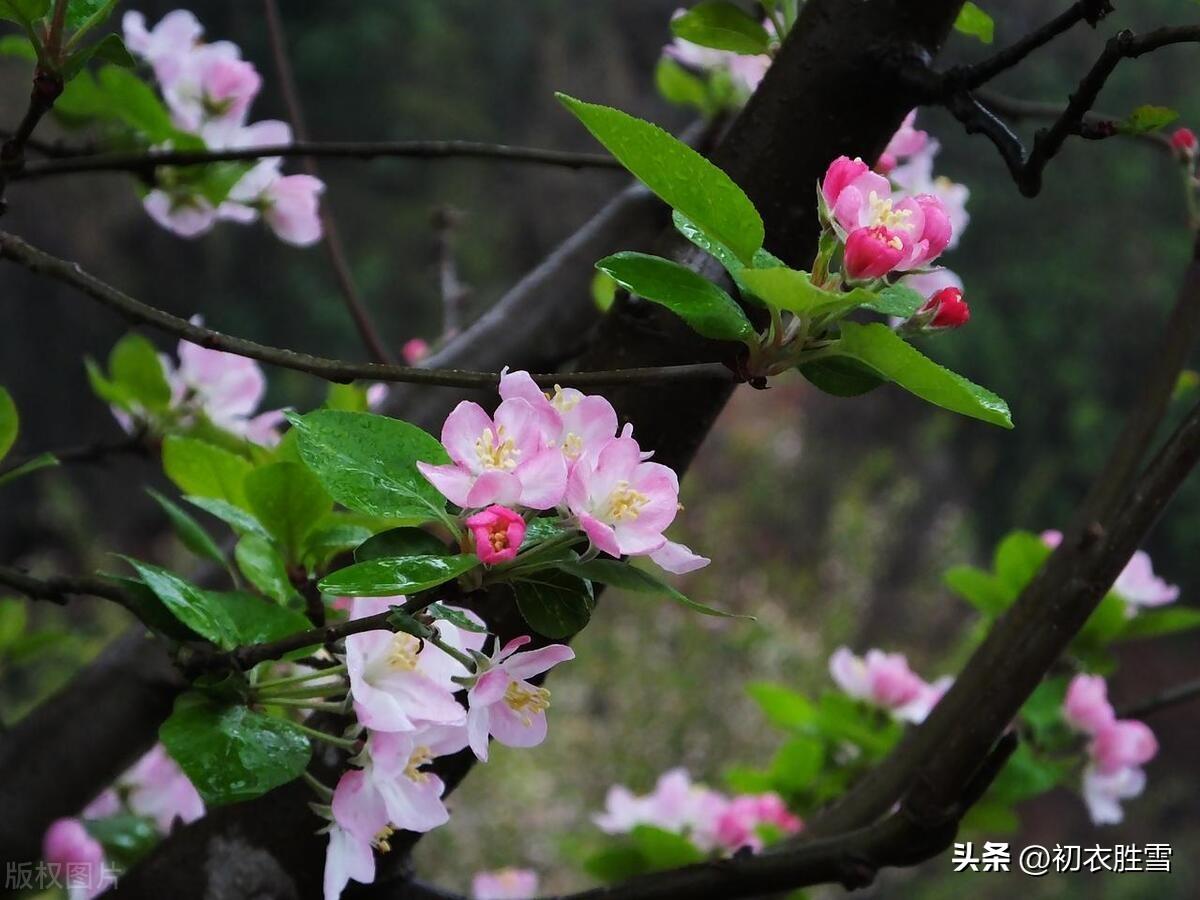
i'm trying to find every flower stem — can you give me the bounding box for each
[254,663,346,692]
[424,633,476,673]
[292,722,358,750]
[302,770,334,801]
[265,697,348,714]
[255,684,348,701]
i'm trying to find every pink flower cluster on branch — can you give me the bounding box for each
[123,10,324,245]
[1062,674,1159,825]
[828,647,952,724]
[594,768,801,855]
[662,10,774,96]
[1042,531,1180,613]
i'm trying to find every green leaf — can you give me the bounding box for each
[108,333,170,410]
[0,0,50,27]
[559,558,748,619]
[97,64,177,142]
[185,496,270,539]
[630,824,705,869]
[596,251,755,343]
[672,211,782,276]
[670,1,771,55]
[558,94,764,264]
[512,570,595,639]
[1117,606,1200,641]
[63,33,135,80]
[159,692,312,806]
[425,602,487,633]
[324,382,371,412]
[163,436,253,509]
[0,386,17,463]
[954,2,994,44]
[1118,104,1178,135]
[235,535,304,608]
[584,846,651,883]
[746,681,817,730]
[798,357,885,397]
[147,488,228,570]
[992,530,1050,593]
[0,34,36,60]
[655,58,712,115]
[65,0,113,31]
[944,565,1013,616]
[102,574,199,640]
[985,743,1067,805]
[0,598,27,652]
[301,521,374,569]
[204,590,311,646]
[767,735,825,794]
[0,451,59,487]
[288,410,450,523]
[123,558,238,649]
[318,554,479,597]
[1020,676,1068,740]
[355,526,449,562]
[834,323,1013,428]
[245,462,332,560]
[866,284,926,318]
[83,814,158,869]
[1077,592,1131,646]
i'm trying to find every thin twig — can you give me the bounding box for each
[974,89,1173,152]
[0,565,136,610]
[9,141,623,182]
[0,431,149,478]
[261,0,394,365]
[948,0,1112,91]
[1118,676,1200,719]
[432,205,470,339]
[0,229,736,389]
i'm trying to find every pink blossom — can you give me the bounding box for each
[472,868,540,900]
[262,174,325,246]
[843,225,906,281]
[889,141,970,250]
[403,338,430,365]
[345,597,481,733]
[161,40,256,132]
[121,744,205,832]
[467,505,527,564]
[647,539,711,575]
[43,818,112,900]
[326,768,389,900]
[143,190,218,238]
[829,647,948,723]
[82,789,121,820]
[123,10,202,85]
[366,383,390,410]
[1041,529,1063,549]
[466,636,574,761]
[1062,674,1116,735]
[499,369,619,469]
[820,156,872,209]
[900,268,962,301]
[1090,720,1158,775]
[349,727,468,835]
[594,768,729,851]
[904,193,952,268]
[714,793,802,853]
[877,110,928,173]
[417,398,567,510]
[1112,550,1179,610]
[1081,763,1146,826]
[918,286,970,330]
[566,436,681,558]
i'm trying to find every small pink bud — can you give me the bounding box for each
[466,505,527,564]
[1171,127,1197,159]
[1063,674,1115,735]
[403,338,429,365]
[843,226,904,280]
[1090,719,1158,774]
[821,155,870,207]
[919,286,970,329]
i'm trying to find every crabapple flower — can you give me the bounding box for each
[843,225,905,281]
[121,743,205,832]
[566,436,681,558]
[142,190,218,238]
[467,505,527,565]
[344,597,482,733]
[1090,720,1158,775]
[499,369,619,469]
[326,767,390,900]
[1171,127,1197,160]
[1112,550,1179,610]
[472,869,540,900]
[663,10,773,94]
[594,768,729,852]
[714,793,802,853]
[829,647,950,724]
[123,10,202,85]
[417,398,568,510]
[889,140,970,250]
[43,818,112,900]
[260,174,325,246]
[164,43,261,132]
[1082,764,1147,826]
[466,635,575,761]
[918,286,970,330]
[403,338,430,365]
[1063,674,1115,735]
[877,110,929,174]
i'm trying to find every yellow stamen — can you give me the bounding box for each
[404,745,434,783]
[373,825,395,853]
[867,190,913,231]
[475,425,520,471]
[605,480,649,522]
[504,682,551,726]
[389,633,420,670]
[549,385,581,414]
[562,432,584,460]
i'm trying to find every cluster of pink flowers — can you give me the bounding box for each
[828,647,953,724]
[42,744,204,899]
[595,768,801,855]
[327,597,573,900]
[124,10,324,245]
[111,320,285,446]
[662,9,773,95]
[1062,674,1159,825]
[418,369,709,575]
[471,868,539,900]
[1042,531,1180,614]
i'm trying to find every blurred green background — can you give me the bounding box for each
[2,0,1199,896]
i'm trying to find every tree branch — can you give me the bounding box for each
[0,229,735,390]
[0,430,148,479]
[0,564,140,611]
[1118,676,1200,719]
[973,89,1172,151]
[8,141,623,183]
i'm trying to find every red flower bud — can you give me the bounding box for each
[920,286,970,329]
[1171,127,1197,159]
